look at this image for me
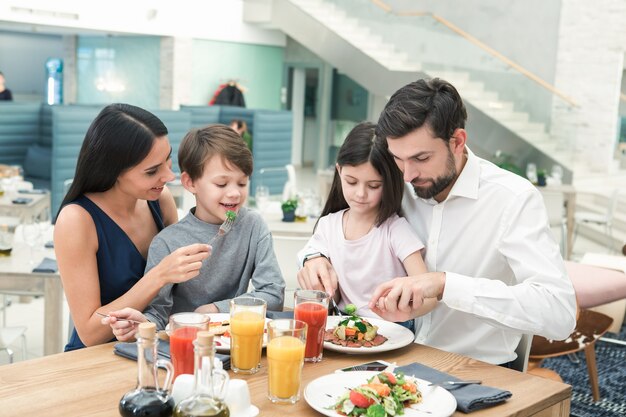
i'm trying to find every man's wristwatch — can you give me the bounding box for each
[302,252,328,265]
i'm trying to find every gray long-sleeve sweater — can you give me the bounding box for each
[143,206,285,329]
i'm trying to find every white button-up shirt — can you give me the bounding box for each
[406,148,576,364]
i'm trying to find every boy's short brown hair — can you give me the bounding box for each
[178,124,253,180]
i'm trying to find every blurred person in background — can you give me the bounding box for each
[0,71,13,101]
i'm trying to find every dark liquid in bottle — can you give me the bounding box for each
[0,248,12,256]
[119,388,175,417]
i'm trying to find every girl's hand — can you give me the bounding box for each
[156,243,211,285]
[369,272,445,321]
[297,257,338,296]
[103,308,147,342]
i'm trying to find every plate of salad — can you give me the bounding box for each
[304,370,456,417]
[323,306,415,354]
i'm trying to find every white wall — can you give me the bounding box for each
[0,30,63,101]
[551,0,626,173]
[0,1,286,47]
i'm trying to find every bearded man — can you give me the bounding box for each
[298,78,576,367]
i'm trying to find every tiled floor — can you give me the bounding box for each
[0,165,619,365]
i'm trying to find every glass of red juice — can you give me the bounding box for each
[169,312,209,380]
[293,290,329,362]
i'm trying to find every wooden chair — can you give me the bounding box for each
[529,309,613,401]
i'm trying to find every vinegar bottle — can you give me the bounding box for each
[119,322,175,417]
[174,331,230,417]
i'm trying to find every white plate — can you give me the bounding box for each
[323,316,415,354]
[304,371,457,417]
[166,313,269,353]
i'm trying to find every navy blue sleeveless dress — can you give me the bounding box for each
[64,196,165,351]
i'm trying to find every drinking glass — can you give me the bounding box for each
[230,297,267,374]
[0,216,19,257]
[267,319,307,404]
[293,290,329,362]
[21,221,41,264]
[526,163,538,185]
[169,312,209,380]
[255,185,270,213]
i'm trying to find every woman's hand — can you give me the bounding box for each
[297,257,338,296]
[103,308,147,342]
[155,243,211,285]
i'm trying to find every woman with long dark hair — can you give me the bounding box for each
[55,103,210,351]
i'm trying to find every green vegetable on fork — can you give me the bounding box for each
[208,210,237,245]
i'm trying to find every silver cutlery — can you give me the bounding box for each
[96,312,142,324]
[208,210,236,245]
[329,298,343,316]
[428,380,482,388]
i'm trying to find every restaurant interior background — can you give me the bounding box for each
[1,1,626,411]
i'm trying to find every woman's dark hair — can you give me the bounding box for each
[178,124,253,180]
[377,78,467,143]
[59,103,168,213]
[316,122,404,230]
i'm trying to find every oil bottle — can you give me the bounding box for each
[174,331,230,417]
[119,322,175,417]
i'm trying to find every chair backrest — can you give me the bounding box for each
[606,189,619,223]
[271,234,309,308]
[512,333,532,372]
[539,190,565,227]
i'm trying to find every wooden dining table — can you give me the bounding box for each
[0,341,570,416]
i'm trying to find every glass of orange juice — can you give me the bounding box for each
[267,319,307,404]
[230,297,267,374]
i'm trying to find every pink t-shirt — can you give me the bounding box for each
[303,209,424,317]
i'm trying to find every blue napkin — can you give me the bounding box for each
[114,340,230,370]
[266,310,294,319]
[33,257,58,273]
[397,363,512,413]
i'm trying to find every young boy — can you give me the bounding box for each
[107,124,285,335]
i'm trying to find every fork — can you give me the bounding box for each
[329,298,343,316]
[208,210,237,245]
[428,380,482,388]
[95,312,142,324]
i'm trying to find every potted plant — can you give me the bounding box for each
[537,169,547,186]
[281,198,298,222]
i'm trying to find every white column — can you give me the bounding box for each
[551,0,626,174]
[291,67,305,166]
[61,35,77,104]
[160,37,193,110]
[317,63,333,170]
[367,93,388,123]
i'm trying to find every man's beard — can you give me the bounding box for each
[411,151,457,199]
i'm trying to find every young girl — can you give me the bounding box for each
[298,122,435,322]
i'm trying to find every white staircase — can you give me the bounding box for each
[290,0,421,72]
[262,0,577,172]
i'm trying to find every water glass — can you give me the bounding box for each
[293,290,329,362]
[0,216,19,257]
[230,297,267,374]
[21,222,41,264]
[255,185,270,213]
[267,319,307,404]
[169,312,209,380]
